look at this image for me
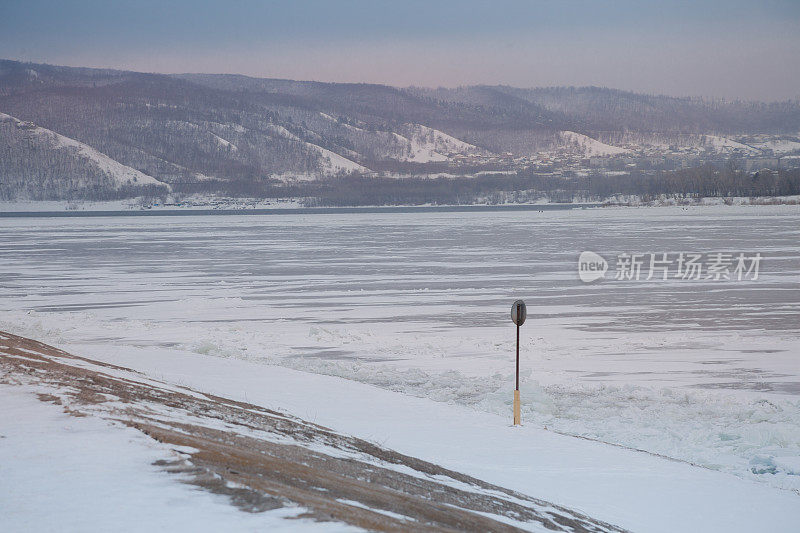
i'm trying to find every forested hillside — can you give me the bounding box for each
[1,59,799,202]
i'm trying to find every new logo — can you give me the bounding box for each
[578,251,608,282]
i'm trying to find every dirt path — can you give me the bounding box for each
[0,331,626,532]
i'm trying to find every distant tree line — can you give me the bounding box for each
[584,165,800,200]
[166,166,800,207]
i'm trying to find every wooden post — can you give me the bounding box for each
[513,390,521,425]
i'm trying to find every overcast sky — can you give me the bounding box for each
[2,0,799,101]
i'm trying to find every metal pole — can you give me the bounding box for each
[513,302,521,425]
[516,322,520,390]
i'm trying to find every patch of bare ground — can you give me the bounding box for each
[0,331,626,532]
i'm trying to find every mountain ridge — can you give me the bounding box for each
[2,59,799,201]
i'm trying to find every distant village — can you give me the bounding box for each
[418,133,800,181]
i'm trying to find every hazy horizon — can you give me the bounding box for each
[2,1,799,102]
[6,56,800,105]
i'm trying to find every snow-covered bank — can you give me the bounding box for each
[0,388,331,533]
[0,332,625,532]
[7,304,799,495]
[57,342,800,533]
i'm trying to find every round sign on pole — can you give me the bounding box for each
[511,300,527,326]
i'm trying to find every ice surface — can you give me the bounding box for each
[0,205,798,493]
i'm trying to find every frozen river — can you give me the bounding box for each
[1,204,799,491]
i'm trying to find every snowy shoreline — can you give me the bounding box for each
[3,331,800,532]
[1,194,798,214]
[0,332,625,532]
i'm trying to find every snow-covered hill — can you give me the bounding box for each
[700,135,760,155]
[2,59,799,201]
[0,112,167,189]
[404,124,480,156]
[557,131,629,157]
[263,121,371,177]
[390,132,448,163]
[747,138,800,154]
[306,143,371,175]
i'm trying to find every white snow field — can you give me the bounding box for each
[1,204,799,530]
[0,387,355,533]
